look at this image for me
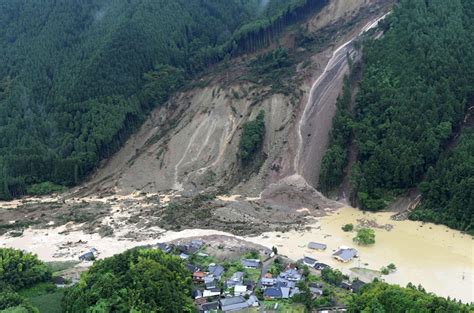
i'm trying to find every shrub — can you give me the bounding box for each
[342,223,354,232]
[353,228,375,245]
[240,111,265,163]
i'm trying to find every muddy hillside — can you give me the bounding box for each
[75,0,393,205]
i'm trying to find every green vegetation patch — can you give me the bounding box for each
[353,228,375,246]
[240,110,266,164]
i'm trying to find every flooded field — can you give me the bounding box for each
[248,206,473,303]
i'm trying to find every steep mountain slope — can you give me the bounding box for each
[76,0,392,203]
[0,0,328,200]
[319,0,474,233]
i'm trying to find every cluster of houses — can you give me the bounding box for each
[261,264,303,300]
[75,239,363,312]
[189,259,262,312]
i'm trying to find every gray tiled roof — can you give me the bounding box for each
[308,242,327,250]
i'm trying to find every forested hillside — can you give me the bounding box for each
[320,0,474,232]
[0,0,328,200]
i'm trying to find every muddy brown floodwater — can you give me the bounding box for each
[1,201,472,302]
[247,206,473,303]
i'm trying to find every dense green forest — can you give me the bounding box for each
[63,249,194,312]
[348,281,472,312]
[0,0,328,200]
[410,129,474,234]
[320,0,474,232]
[0,248,51,312]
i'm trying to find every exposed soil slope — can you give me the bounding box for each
[76,0,392,205]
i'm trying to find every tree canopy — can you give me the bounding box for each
[348,281,472,312]
[320,0,474,232]
[62,248,194,312]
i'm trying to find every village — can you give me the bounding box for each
[76,237,366,313]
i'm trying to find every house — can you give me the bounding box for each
[219,296,250,312]
[289,287,301,298]
[205,280,218,290]
[79,251,95,261]
[246,295,259,307]
[234,285,247,296]
[243,280,254,291]
[264,287,282,299]
[310,287,324,296]
[203,288,221,298]
[281,287,290,299]
[333,246,358,263]
[314,263,330,271]
[279,268,302,282]
[261,277,277,287]
[193,271,206,283]
[191,240,204,248]
[187,263,200,273]
[241,259,260,269]
[308,242,327,251]
[351,279,366,293]
[303,256,318,267]
[208,264,225,279]
[201,301,219,313]
[180,253,190,260]
[192,290,203,299]
[341,281,352,290]
[226,272,244,288]
[156,243,173,253]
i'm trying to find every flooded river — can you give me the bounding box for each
[248,206,473,303]
[1,201,472,302]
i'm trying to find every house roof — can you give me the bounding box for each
[234,285,247,293]
[314,262,329,270]
[201,301,219,311]
[220,296,250,311]
[79,252,94,260]
[192,290,203,299]
[191,240,204,247]
[193,271,206,278]
[220,296,247,307]
[261,278,276,285]
[281,287,290,299]
[247,295,259,306]
[308,242,327,250]
[303,256,317,264]
[231,272,244,281]
[333,248,358,261]
[208,264,225,277]
[264,287,282,298]
[205,280,217,289]
[241,259,260,268]
[310,287,323,295]
[203,289,220,297]
[351,279,366,292]
[290,287,301,297]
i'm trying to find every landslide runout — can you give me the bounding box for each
[75,0,392,205]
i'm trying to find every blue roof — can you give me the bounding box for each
[264,287,282,298]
